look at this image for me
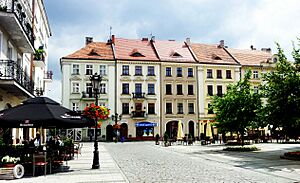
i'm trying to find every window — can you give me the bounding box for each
[188,68,193,77]
[99,65,106,76]
[72,82,80,93]
[122,103,129,114]
[177,84,183,95]
[86,64,93,75]
[208,104,214,114]
[166,84,172,95]
[122,65,129,75]
[188,85,194,95]
[217,85,223,97]
[7,44,12,60]
[86,83,92,97]
[253,70,259,79]
[207,85,213,96]
[177,67,182,77]
[100,83,106,94]
[135,66,142,76]
[98,103,105,106]
[166,103,172,114]
[135,83,142,93]
[207,69,213,78]
[188,103,194,114]
[226,70,232,79]
[148,103,155,114]
[72,102,79,111]
[122,83,129,94]
[166,67,171,76]
[217,70,222,79]
[72,64,79,75]
[147,66,155,76]
[148,84,155,95]
[0,32,2,58]
[254,86,259,94]
[177,103,183,114]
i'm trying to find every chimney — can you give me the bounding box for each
[218,40,224,48]
[151,36,155,42]
[85,37,93,45]
[142,38,148,42]
[111,35,115,44]
[186,38,191,46]
[250,45,256,50]
[261,48,272,53]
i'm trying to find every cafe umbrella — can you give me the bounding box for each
[0,97,93,128]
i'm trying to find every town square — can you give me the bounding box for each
[0,0,300,182]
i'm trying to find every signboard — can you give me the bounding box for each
[135,122,157,127]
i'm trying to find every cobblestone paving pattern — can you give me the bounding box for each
[104,142,297,183]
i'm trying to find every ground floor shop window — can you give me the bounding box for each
[136,127,154,137]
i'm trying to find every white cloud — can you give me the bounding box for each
[46,79,62,104]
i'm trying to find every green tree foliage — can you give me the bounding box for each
[210,71,262,145]
[262,41,300,138]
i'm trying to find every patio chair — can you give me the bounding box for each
[33,152,47,176]
[74,143,83,159]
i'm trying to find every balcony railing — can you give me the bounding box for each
[131,111,147,118]
[132,92,145,99]
[0,0,34,47]
[0,59,34,94]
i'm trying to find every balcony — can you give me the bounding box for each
[33,48,45,68]
[0,0,34,53]
[131,111,147,119]
[0,59,34,97]
[44,71,53,82]
[132,92,145,99]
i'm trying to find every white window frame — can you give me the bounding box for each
[86,64,93,75]
[72,102,79,111]
[98,102,105,106]
[72,82,80,93]
[72,64,79,75]
[254,86,259,94]
[100,83,106,94]
[253,70,259,79]
[99,65,106,76]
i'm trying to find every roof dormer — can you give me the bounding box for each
[130,48,145,57]
[170,50,182,58]
[212,54,222,60]
[88,49,100,56]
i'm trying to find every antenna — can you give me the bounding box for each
[109,26,112,38]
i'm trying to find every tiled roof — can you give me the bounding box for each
[153,40,196,62]
[114,38,159,61]
[191,43,238,65]
[226,48,272,66]
[63,42,114,60]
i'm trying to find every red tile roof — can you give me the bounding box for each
[226,48,272,66]
[191,43,238,65]
[153,40,196,62]
[114,38,159,61]
[63,42,114,60]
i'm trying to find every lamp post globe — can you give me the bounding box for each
[90,73,102,169]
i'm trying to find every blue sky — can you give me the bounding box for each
[44,0,300,103]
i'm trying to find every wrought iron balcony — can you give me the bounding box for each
[131,111,147,118]
[132,92,145,99]
[44,71,53,81]
[0,0,34,52]
[0,59,34,95]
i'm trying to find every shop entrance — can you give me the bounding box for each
[188,121,195,138]
[166,121,179,139]
[120,123,128,138]
[106,125,114,141]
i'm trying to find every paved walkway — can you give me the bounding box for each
[1,143,128,183]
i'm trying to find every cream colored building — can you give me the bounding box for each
[0,0,51,144]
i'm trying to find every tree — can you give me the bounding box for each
[262,41,300,139]
[210,70,262,145]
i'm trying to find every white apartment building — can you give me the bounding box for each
[0,0,51,144]
[61,38,115,141]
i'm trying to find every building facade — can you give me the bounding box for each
[61,35,275,141]
[0,0,51,144]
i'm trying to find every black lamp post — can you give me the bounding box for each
[90,73,102,169]
[112,113,122,142]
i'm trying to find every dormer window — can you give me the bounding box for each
[170,51,182,58]
[88,49,100,56]
[212,54,222,60]
[130,49,145,57]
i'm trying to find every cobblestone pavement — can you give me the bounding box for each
[104,142,300,183]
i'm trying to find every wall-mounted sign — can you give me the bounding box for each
[135,122,157,127]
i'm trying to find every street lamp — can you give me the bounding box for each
[90,73,102,169]
[112,113,122,142]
